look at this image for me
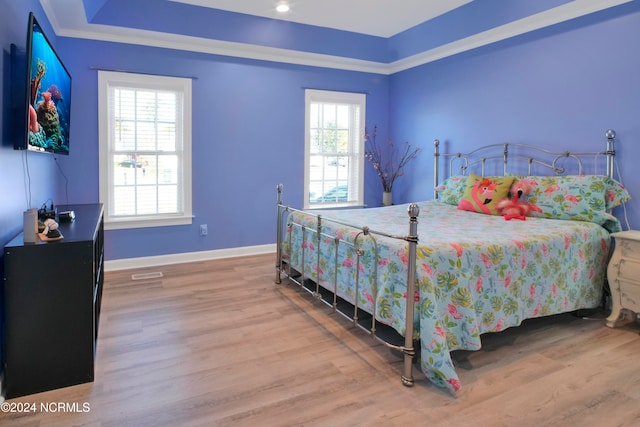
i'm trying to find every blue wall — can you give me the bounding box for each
[1,1,639,266]
[53,40,390,261]
[389,4,640,230]
[0,0,61,383]
[0,5,389,264]
[1,0,63,257]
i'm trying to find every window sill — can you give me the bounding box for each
[105,214,193,230]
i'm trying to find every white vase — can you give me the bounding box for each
[382,191,392,206]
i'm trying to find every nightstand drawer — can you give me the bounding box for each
[618,279,640,311]
[606,230,640,328]
[618,259,640,282]
[619,239,640,262]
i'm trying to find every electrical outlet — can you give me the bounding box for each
[199,224,208,236]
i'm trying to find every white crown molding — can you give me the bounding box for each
[65,26,390,74]
[40,0,389,74]
[40,0,631,75]
[388,0,633,74]
[104,243,276,272]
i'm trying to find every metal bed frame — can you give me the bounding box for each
[275,129,617,387]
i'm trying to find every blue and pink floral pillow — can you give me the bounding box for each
[436,174,630,231]
[517,175,629,231]
[435,176,467,205]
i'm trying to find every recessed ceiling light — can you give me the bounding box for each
[276,2,290,13]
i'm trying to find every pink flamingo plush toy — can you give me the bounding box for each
[497,180,542,220]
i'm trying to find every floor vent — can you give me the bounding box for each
[131,272,164,281]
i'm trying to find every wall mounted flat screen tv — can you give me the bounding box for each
[18,12,72,155]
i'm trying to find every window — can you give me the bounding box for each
[98,71,192,230]
[304,89,365,209]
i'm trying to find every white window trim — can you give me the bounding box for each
[98,71,193,230]
[304,89,365,209]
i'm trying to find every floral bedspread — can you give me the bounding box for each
[285,201,611,394]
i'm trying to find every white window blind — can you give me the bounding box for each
[304,89,365,208]
[98,71,192,229]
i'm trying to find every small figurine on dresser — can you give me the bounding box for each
[38,218,63,241]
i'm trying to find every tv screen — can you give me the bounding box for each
[22,12,71,155]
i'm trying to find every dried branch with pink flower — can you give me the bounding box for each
[364,126,420,193]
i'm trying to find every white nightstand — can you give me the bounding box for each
[606,230,640,328]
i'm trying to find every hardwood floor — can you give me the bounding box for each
[2,253,640,426]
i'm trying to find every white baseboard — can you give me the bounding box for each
[104,244,276,272]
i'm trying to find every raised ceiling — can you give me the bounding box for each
[169,0,473,37]
[40,0,633,74]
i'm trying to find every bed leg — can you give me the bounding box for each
[401,345,416,387]
[276,183,284,284]
[401,203,420,387]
